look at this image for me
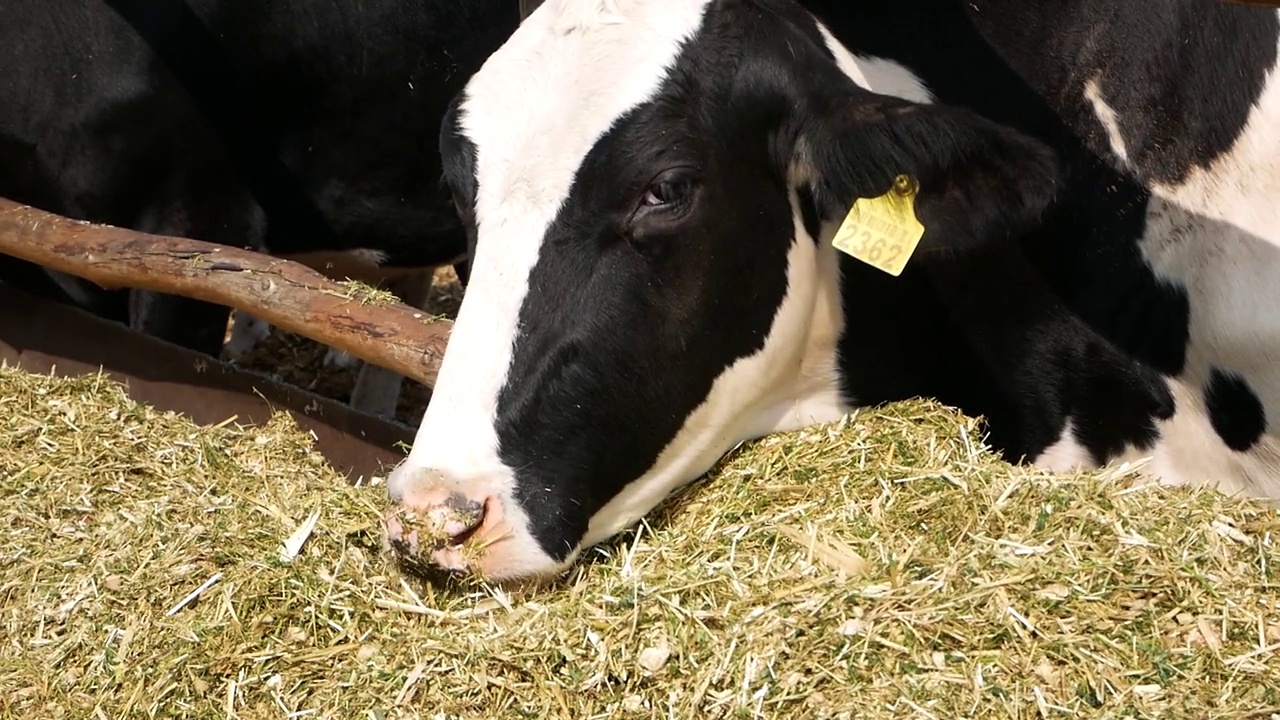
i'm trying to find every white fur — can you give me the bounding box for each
[814,23,872,90]
[540,0,628,31]
[1140,196,1280,417]
[1034,419,1093,474]
[852,56,935,104]
[1082,77,1131,168]
[1123,377,1280,499]
[815,22,935,105]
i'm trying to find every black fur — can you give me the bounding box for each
[1205,368,1267,452]
[0,0,517,353]
[800,92,1060,259]
[961,0,1278,186]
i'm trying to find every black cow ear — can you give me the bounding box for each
[439,92,478,217]
[797,88,1060,268]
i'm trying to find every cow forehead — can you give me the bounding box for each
[458,0,714,230]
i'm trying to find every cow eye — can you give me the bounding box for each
[642,182,682,206]
[640,170,694,209]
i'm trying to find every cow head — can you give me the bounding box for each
[383,0,1058,583]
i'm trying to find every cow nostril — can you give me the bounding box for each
[389,489,489,550]
[382,470,498,573]
[440,492,486,546]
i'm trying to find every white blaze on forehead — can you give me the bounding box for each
[398,2,714,487]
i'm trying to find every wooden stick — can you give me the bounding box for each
[0,197,452,388]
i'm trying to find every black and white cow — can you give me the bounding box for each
[830,0,1280,480]
[383,0,1280,584]
[0,0,519,417]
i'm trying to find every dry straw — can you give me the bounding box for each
[2,363,1279,719]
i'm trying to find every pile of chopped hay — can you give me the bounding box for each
[2,364,1278,719]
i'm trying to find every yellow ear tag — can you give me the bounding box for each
[830,174,925,277]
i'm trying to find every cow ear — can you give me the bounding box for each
[797,90,1060,263]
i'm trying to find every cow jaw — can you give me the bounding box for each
[580,200,848,551]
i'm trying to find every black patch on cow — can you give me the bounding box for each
[440,93,480,265]
[966,245,1173,463]
[1061,338,1173,462]
[839,239,1175,469]
[492,84,799,560]
[959,0,1279,186]
[1205,367,1267,452]
[1020,163,1192,378]
[102,0,339,251]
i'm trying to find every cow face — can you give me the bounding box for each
[383,0,1058,583]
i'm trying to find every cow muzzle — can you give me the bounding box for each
[382,463,554,582]
[382,468,491,570]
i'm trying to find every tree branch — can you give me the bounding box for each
[0,197,453,388]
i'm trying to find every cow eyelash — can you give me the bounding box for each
[641,180,689,207]
[638,169,697,213]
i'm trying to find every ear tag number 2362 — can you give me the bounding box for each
[831,174,925,277]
